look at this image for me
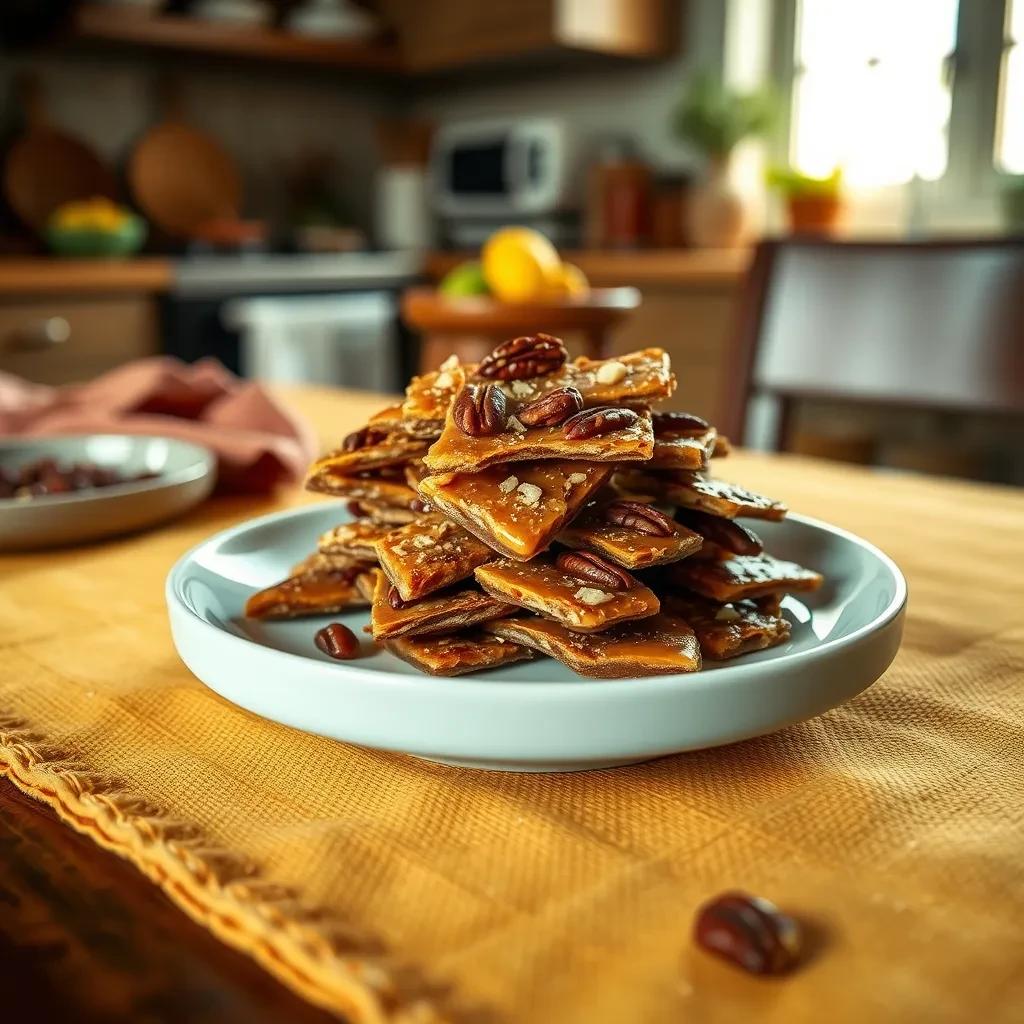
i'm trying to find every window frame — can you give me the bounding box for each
[769,0,1011,206]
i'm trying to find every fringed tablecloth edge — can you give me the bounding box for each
[0,712,453,1024]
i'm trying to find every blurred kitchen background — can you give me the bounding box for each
[1,0,1022,483]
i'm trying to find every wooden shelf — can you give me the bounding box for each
[0,257,173,296]
[72,5,402,71]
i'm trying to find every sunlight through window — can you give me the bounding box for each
[997,0,1024,172]
[790,0,960,186]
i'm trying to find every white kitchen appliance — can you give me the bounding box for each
[430,117,585,246]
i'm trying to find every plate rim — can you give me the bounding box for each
[0,433,216,509]
[166,501,908,700]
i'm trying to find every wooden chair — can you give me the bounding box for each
[725,238,1024,450]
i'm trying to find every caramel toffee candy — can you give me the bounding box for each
[673,507,764,556]
[615,471,787,521]
[359,568,516,641]
[401,360,467,433]
[650,428,719,471]
[355,500,419,526]
[307,431,429,482]
[367,403,440,441]
[665,595,791,660]
[418,461,612,561]
[424,400,654,474]
[290,550,375,577]
[375,516,494,601]
[557,503,703,569]
[475,557,659,633]
[562,349,676,406]
[317,519,394,560]
[245,568,367,620]
[305,466,419,505]
[485,613,700,679]
[669,553,823,602]
[385,631,533,677]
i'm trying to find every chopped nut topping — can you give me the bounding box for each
[574,587,614,606]
[595,360,628,385]
[566,472,587,486]
[439,354,460,372]
[511,380,534,398]
[412,534,436,549]
[715,606,742,622]
[499,475,520,494]
[516,482,543,506]
[435,371,455,390]
[507,415,527,433]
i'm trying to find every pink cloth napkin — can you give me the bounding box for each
[0,358,317,493]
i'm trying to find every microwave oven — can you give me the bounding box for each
[430,118,584,242]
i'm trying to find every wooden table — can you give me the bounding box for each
[3,385,1023,1022]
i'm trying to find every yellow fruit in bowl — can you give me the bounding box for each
[52,196,130,233]
[547,262,590,298]
[482,227,562,302]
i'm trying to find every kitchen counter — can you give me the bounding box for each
[0,257,174,296]
[424,247,751,287]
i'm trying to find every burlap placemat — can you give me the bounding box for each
[2,430,1022,1023]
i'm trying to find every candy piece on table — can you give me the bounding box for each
[614,471,788,521]
[245,568,367,620]
[385,631,534,676]
[474,555,660,633]
[317,519,394,560]
[374,515,494,602]
[557,500,704,569]
[418,461,612,561]
[423,392,654,474]
[401,359,467,434]
[357,568,517,641]
[668,553,823,602]
[484,613,701,678]
[664,595,792,659]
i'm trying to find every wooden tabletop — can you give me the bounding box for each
[0,257,173,296]
[2,384,1023,1022]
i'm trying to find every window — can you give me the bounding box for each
[997,0,1024,172]
[788,0,960,187]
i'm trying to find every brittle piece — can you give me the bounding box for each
[305,431,429,488]
[668,553,823,602]
[557,502,703,569]
[374,516,493,601]
[291,551,375,576]
[485,613,700,679]
[350,500,419,526]
[665,595,791,660]
[385,631,533,677]
[475,557,659,633]
[615,471,788,521]
[317,519,394,561]
[308,468,418,505]
[358,568,516,641]
[401,360,467,434]
[418,461,612,561]
[424,400,653,474]
[245,567,367,620]
[650,428,719,471]
[562,348,676,406]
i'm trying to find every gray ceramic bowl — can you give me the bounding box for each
[0,435,216,551]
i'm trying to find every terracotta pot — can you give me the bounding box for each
[686,157,747,249]
[786,194,843,235]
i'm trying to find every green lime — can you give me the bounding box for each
[439,260,490,298]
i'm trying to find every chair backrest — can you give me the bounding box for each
[727,238,1024,445]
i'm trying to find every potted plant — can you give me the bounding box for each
[672,72,775,248]
[767,167,845,235]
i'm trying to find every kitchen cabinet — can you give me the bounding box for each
[0,295,159,386]
[378,0,678,71]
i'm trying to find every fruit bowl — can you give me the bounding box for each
[46,214,147,258]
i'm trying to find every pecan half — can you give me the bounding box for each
[556,550,634,591]
[693,891,801,975]
[674,507,763,555]
[478,333,568,381]
[314,622,361,660]
[517,386,584,427]
[603,500,676,537]
[652,411,710,438]
[342,427,382,451]
[452,383,508,437]
[388,585,412,609]
[562,406,641,440]
[410,497,433,514]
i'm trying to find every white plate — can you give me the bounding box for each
[166,503,906,772]
[0,435,216,551]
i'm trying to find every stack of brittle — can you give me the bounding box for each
[246,334,823,678]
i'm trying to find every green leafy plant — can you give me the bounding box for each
[672,72,775,160]
[766,167,843,198]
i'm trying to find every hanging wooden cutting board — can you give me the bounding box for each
[128,82,243,239]
[3,74,118,233]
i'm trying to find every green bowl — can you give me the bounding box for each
[46,214,147,258]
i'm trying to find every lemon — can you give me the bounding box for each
[439,259,490,298]
[548,262,589,298]
[482,226,562,302]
